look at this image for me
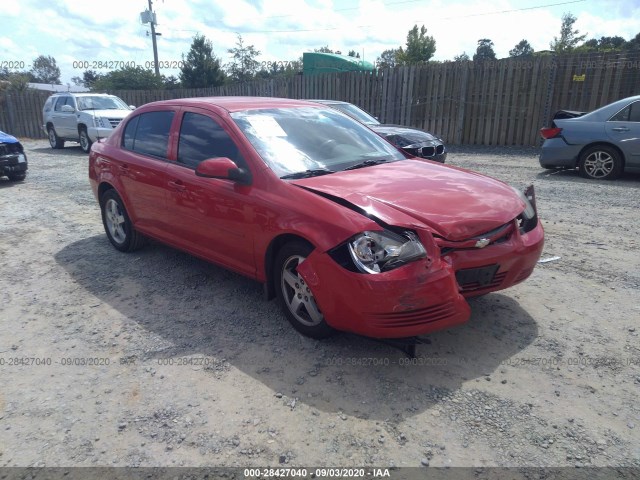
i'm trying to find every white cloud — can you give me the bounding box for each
[4,0,639,83]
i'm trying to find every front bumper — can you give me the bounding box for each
[297,219,543,339]
[0,152,28,175]
[87,127,115,143]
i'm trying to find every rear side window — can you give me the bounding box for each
[177,112,246,169]
[43,97,54,113]
[610,102,640,122]
[123,115,140,150]
[122,111,174,158]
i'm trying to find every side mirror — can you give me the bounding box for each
[195,157,252,185]
[61,104,75,113]
[129,105,136,110]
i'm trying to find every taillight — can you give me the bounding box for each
[540,127,562,139]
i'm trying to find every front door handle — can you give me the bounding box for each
[612,127,630,132]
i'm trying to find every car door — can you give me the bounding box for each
[164,109,256,277]
[606,100,640,167]
[116,109,177,236]
[52,96,77,138]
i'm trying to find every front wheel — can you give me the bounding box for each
[578,145,622,180]
[275,241,335,339]
[100,190,146,252]
[79,128,92,153]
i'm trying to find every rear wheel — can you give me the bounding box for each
[578,145,622,180]
[79,127,92,153]
[48,126,64,149]
[100,189,146,252]
[275,241,335,339]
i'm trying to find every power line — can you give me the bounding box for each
[229,0,587,34]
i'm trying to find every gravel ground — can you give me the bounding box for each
[0,140,639,469]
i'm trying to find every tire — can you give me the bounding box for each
[578,145,623,180]
[275,241,335,339]
[100,189,146,252]
[7,171,26,181]
[79,127,92,153]
[47,126,64,149]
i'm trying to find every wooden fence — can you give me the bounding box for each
[2,51,639,146]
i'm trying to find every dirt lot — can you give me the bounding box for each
[1,140,639,470]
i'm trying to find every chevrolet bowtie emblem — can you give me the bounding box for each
[474,238,491,248]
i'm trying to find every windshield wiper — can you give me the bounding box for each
[280,168,335,179]
[343,158,388,171]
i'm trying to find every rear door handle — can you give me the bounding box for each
[612,127,630,132]
[168,180,186,192]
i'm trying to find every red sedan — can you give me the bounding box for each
[89,97,544,339]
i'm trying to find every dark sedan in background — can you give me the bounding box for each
[313,100,447,163]
[539,95,640,180]
[0,130,28,181]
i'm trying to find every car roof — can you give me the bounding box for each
[573,95,640,122]
[50,92,114,97]
[143,96,324,113]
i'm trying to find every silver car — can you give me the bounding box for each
[539,95,640,180]
[42,93,134,153]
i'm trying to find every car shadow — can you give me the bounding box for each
[29,145,87,156]
[0,177,26,189]
[55,235,539,420]
[536,168,640,186]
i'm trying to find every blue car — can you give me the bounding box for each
[0,130,28,181]
[539,95,640,180]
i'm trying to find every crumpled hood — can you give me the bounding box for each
[0,131,19,143]
[291,160,525,241]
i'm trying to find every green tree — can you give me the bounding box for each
[347,50,360,58]
[397,25,436,64]
[314,46,335,53]
[93,66,164,90]
[376,48,400,68]
[226,34,261,83]
[576,36,627,52]
[453,52,470,62]
[550,13,587,53]
[71,70,101,89]
[179,34,225,88]
[473,39,496,62]
[509,39,534,57]
[30,55,61,84]
[627,32,640,51]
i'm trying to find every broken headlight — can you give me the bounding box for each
[347,230,427,274]
[512,185,538,233]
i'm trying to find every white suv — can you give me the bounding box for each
[42,93,134,153]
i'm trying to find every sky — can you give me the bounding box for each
[2,0,639,85]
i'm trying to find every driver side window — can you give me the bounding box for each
[177,112,246,170]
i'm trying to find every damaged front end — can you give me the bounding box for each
[292,185,543,338]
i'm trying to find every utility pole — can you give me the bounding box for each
[142,0,161,77]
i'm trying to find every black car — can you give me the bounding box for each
[312,100,447,163]
[0,131,27,181]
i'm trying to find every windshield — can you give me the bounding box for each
[77,95,129,111]
[231,107,404,178]
[330,103,380,126]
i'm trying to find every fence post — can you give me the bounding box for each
[455,62,469,145]
[5,91,16,135]
[542,55,558,129]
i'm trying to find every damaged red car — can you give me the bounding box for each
[89,97,544,339]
